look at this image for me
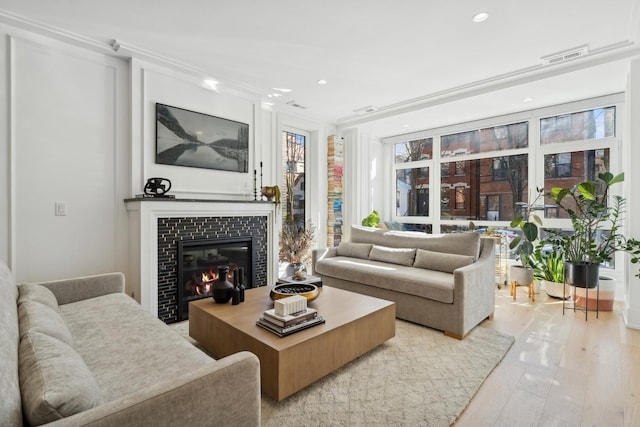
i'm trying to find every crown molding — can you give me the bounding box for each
[0,9,111,53]
[0,9,263,99]
[337,40,640,128]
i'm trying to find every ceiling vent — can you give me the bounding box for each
[353,105,378,114]
[541,45,589,66]
[286,100,306,109]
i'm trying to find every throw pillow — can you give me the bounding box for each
[18,284,59,309]
[19,331,103,426]
[18,300,74,346]
[413,249,475,273]
[369,245,416,266]
[336,242,373,259]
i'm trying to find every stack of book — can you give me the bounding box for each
[256,307,325,337]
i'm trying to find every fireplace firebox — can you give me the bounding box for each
[177,237,255,321]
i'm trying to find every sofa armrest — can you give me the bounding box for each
[47,351,261,427]
[451,237,496,336]
[312,247,338,273]
[33,272,125,305]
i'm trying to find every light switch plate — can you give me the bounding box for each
[55,202,67,216]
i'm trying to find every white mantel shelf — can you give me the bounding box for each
[124,197,274,204]
[125,198,277,318]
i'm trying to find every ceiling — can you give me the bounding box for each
[1,0,639,138]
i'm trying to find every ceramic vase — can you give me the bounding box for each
[213,265,233,304]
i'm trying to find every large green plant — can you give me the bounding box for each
[509,188,544,268]
[548,172,640,277]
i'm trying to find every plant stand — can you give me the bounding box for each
[562,279,599,320]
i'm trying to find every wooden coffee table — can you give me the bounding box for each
[189,285,395,401]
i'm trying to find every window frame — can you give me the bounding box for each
[383,94,623,265]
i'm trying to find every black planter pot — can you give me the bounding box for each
[564,262,599,289]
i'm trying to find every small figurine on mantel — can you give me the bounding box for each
[261,185,280,205]
[139,177,175,199]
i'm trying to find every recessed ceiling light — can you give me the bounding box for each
[403,124,410,128]
[263,101,275,106]
[523,97,534,103]
[472,12,489,22]
[273,87,292,93]
[203,79,219,90]
[317,79,328,85]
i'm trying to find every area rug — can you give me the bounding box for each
[172,320,514,427]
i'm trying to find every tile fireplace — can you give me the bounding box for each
[125,199,276,322]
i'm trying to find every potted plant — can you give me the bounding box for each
[548,171,640,289]
[361,210,381,228]
[508,188,544,291]
[279,221,316,278]
[530,241,568,298]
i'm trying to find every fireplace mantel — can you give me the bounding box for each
[125,198,277,318]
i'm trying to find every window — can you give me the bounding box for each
[282,131,306,226]
[486,195,500,221]
[544,149,610,219]
[442,122,528,157]
[440,154,528,221]
[386,95,620,271]
[441,187,450,213]
[540,107,615,145]
[492,158,507,181]
[394,138,432,163]
[396,167,429,216]
[441,163,449,177]
[545,152,572,178]
[455,187,465,210]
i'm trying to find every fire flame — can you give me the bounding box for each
[191,266,238,296]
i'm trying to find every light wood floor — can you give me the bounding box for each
[455,285,640,427]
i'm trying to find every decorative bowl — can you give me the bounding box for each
[269,284,319,302]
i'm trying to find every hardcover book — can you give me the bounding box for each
[263,308,318,328]
[256,316,325,337]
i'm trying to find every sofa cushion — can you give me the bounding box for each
[350,225,481,259]
[369,245,416,266]
[58,293,215,403]
[315,256,455,303]
[18,283,59,309]
[414,249,475,273]
[0,260,22,427]
[19,331,102,426]
[336,242,373,259]
[18,300,74,346]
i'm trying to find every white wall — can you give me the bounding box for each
[624,57,640,329]
[0,21,325,285]
[0,34,10,267]
[130,59,263,199]
[5,30,129,282]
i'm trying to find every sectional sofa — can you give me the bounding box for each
[0,260,260,427]
[313,225,496,339]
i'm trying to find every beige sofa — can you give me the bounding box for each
[0,260,261,427]
[313,225,496,339]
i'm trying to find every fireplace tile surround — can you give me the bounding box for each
[159,216,267,322]
[125,199,276,321]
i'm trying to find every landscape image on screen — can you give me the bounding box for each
[156,103,249,173]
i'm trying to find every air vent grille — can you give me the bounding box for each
[541,45,589,66]
[286,100,306,109]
